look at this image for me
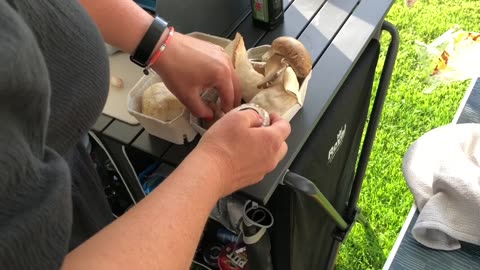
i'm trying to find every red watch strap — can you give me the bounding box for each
[143,26,175,75]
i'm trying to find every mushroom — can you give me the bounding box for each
[257,37,312,89]
[110,75,124,89]
[224,33,242,63]
[249,83,298,116]
[257,54,288,89]
[251,61,266,74]
[142,82,185,122]
[265,54,287,77]
[283,67,300,96]
[271,36,313,78]
[232,33,265,102]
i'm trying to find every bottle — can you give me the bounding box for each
[251,0,284,30]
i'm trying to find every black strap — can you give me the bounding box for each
[130,16,168,67]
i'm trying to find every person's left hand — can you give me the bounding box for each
[152,32,241,119]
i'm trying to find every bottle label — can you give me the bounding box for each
[252,0,269,23]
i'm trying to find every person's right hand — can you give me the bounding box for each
[194,110,291,197]
[152,33,241,119]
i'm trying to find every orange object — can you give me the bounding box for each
[143,26,175,75]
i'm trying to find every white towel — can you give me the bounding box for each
[403,123,480,250]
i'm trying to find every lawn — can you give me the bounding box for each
[335,0,480,269]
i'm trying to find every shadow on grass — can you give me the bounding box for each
[362,219,387,264]
[337,214,387,269]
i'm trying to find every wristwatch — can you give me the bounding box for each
[130,16,169,68]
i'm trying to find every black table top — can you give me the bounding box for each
[383,78,480,270]
[94,0,395,204]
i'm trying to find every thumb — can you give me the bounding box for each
[236,109,264,128]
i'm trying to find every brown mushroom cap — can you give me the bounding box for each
[271,36,312,78]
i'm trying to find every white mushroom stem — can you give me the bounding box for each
[283,67,300,97]
[251,61,266,74]
[257,53,290,89]
[264,54,286,77]
[257,64,288,89]
[110,75,124,88]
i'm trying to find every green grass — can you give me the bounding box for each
[335,0,480,269]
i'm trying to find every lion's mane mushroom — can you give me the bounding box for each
[110,75,124,89]
[142,82,185,122]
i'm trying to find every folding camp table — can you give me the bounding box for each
[91,0,399,268]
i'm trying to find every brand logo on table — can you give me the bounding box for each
[328,124,346,163]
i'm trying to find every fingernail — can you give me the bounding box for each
[204,115,214,121]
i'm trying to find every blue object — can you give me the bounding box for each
[138,162,175,194]
[137,161,161,184]
[216,228,238,244]
[134,0,156,13]
[142,174,167,194]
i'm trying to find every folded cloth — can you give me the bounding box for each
[403,123,480,250]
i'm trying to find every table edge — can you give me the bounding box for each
[243,0,395,203]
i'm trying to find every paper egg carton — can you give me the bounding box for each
[127,70,197,145]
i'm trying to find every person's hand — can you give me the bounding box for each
[193,110,291,197]
[152,32,241,119]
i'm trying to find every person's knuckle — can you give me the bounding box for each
[264,131,282,152]
[213,63,229,82]
[214,44,224,51]
[282,142,289,155]
[258,132,271,146]
[271,138,283,153]
[227,110,243,122]
[265,159,278,172]
[284,121,292,134]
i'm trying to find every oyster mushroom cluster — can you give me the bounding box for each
[230,33,312,116]
[139,33,313,132]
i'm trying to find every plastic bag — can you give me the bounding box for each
[415,26,480,93]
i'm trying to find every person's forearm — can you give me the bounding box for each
[79,0,155,54]
[63,148,227,270]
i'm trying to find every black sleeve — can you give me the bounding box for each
[0,1,73,269]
